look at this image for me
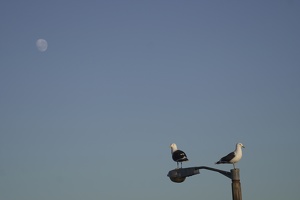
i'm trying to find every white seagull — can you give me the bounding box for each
[215,143,245,169]
[170,143,189,168]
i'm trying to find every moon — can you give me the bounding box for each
[36,39,48,52]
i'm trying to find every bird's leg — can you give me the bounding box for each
[233,163,236,169]
[177,162,179,169]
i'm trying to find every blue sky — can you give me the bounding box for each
[1,0,300,200]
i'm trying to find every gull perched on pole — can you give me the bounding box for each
[170,143,189,168]
[215,143,245,169]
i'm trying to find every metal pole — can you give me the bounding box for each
[231,169,242,200]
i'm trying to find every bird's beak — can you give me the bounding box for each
[242,145,245,148]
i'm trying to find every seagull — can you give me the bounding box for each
[170,143,189,168]
[215,143,245,169]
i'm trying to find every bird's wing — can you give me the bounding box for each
[220,151,235,162]
[172,150,188,162]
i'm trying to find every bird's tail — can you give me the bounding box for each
[179,158,188,162]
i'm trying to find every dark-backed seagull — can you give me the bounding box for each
[215,143,245,169]
[170,143,189,168]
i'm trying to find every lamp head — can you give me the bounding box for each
[167,167,200,183]
[169,176,186,183]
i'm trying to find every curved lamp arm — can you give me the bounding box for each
[167,166,233,181]
[194,166,232,179]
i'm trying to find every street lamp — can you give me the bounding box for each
[167,166,242,200]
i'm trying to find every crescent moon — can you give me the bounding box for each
[36,39,48,52]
